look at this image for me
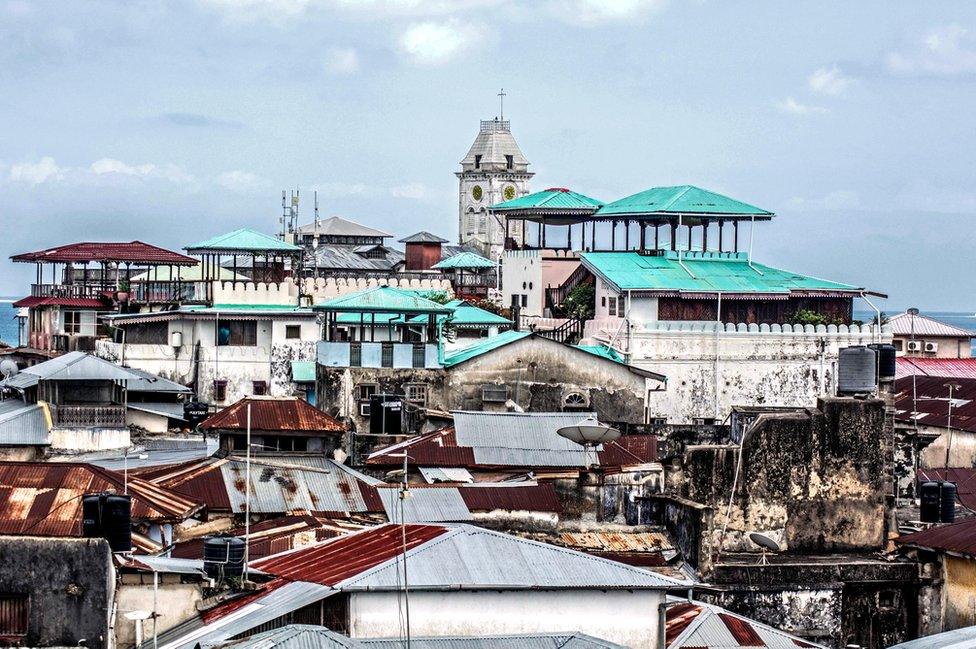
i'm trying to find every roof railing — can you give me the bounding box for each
[480,119,510,133]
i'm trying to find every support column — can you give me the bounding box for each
[702,222,708,252]
[718,219,724,252]
[733,221,739,252]
[654,224,659,250]
[670,218,677,251]
[624,220,630,250]
[639,223,646,252]
[610,220,616,250]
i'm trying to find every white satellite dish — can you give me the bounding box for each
[0,360,18,379]
[124,610,152,621]
[749,532,782,565]
[556,416,621,447]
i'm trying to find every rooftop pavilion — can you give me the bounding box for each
[184,228,301,301]
[491,184,774,254]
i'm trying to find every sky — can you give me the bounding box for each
[1,0,975,311]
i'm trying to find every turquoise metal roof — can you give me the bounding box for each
[575,344,624,363]
[490,187,604,212]
[442,331,531,367]
[595,185,773,219]
[408,300,512,328]
[580,251,861,295]
[185,228,301,253]
[432,252,496,270]
[314,286,453,314]
[290,361,315,383]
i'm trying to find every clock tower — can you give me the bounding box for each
[456,115,533,259]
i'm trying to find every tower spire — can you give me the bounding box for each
[498,88,506,122]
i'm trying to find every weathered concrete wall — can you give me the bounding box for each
[681,398,890,555]
[348,589,663,649]
[583,321,888,423]
[444,335,654,426]
[945,555,976,630]
[0,536,113,649]
[212,277,453,307]
[50,426,130,451]
[115,576,203,647]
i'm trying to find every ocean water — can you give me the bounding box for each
[0,301,21,347]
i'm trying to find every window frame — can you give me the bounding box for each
[284,324,301,340]
[63,310,82,334]
[216,320,258,347]
[405,383,429,407]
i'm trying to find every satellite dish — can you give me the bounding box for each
[124,610,152,621]
[556,416,621,447]
[749,532,782,566]
[0,360,19,379]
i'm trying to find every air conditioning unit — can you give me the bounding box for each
[924,341,939,353]
[906,341,922,352]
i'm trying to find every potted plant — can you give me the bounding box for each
[116,278,130,303]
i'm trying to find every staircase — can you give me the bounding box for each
[535,316,586,345]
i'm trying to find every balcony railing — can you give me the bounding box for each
[29,282,203,304]
[31,283,102,299]
[53,404,126,429]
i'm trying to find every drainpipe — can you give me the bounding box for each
[658,589,695,649]
[714,292,722,420]
[859,291,883,344]
[676,214,696,279]
[746,215,764,276]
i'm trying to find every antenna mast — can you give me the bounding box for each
[280,189,301,240]
[498,88,506,121]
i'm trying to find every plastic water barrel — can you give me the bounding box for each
[868,343,897,383]
[204,536,246,579]
[102,495,132,552]
[941,482,958,523]
[919,481,941,523]
[838,346,878,395]
[82,494,102,537]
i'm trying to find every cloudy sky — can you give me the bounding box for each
[1,1,975,310]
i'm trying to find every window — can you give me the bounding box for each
[878,590,896,610]
[63,310,82,334]
[563,392,589,412]
[358,384,377,401]
[217,321,257,346]
[262,435,307,452]
[412,343,426,368]
[127,321,168,345]
[520,295,528,307]
[0,594,28,637]
[608,297,618,316]
[601,296,606,307]
[381,343,394,368]
[213,380,228,402]
[474,154,482,169]
[406,383,428,407]
[505,154,514,169]
[349,343,362,367]
[252,381,267,396]
[482,385,509,403]
[285,325,301,340]
[893,339,904,352]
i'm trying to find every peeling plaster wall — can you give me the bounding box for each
[621,326,887,424]
[708,588,841,646]
[444,336,653,426]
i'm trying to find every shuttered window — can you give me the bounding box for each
[0,595,28,637]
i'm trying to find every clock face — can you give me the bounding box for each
[504,185,516,201]
[472,185,483,201]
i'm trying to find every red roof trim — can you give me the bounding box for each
[11,241,197,265]
[13,296,109,308]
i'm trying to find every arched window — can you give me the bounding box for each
[563,391,589,412]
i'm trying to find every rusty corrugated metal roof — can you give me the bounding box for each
[666,600,824,648]
[896,357,976,380]
[11,241,197,265]
[458,484,562,513]
[896,517,976,557]
[0,461,203,537]
[558,531,673,553]
[894,376,976,433]
[200,397,344,433]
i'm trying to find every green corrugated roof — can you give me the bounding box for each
[408,300,511,327]
[290,361,315,383]
[185,228,301,252]
[490,187,604,212]
[580,251,860,294]
[314,286,453,314]
[575,344,624,363]
[442,331,532,367]
[595,185,773,219]
[432,252,496,270]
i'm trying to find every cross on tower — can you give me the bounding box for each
[498,88,506,121]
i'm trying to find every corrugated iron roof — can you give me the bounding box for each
[11,240,197,265]
[888,312,974,338]
[894,376,976,433]
[0,461,203,536]
[490,187,604,214]
[595,185,773,219]
[431,251,496,269]
[889,626,976,649]
[11,351,146,383]
[184,228,300,253]
[377,485,472,523]
[896,516,976,557]
[296,216,391,239]
[458,483,562,513]
[12,296,109,308]
[400,231,449,244]
[314,286,453,314]
[896,357,976,380]
[442,331,532,366]
[559,531,673,553]
[419,467,474,484]
[200,396,344,433]
[581,251,860,295]
[0,401,49,446]
[667,600,824,648]
[252,523,686,590]
[206,624,360,648]
[360,631,626,648]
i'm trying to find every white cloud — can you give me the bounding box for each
[8,157,62,185]
[313,181,371,197]
[774,96,827,116]
[391,183,428,199]
[399,19,486,65]
[90,158,193,183]
[324,47,360,75]
[887,24,976,77]
[217,170,264,192]
[199,0,311,18]
[787,190,861,212]
[808,65,853,96]
[547,0,665,26]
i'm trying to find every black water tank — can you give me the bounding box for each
[920,481,941,523]
[203,536,246,579]
[869,343,897,383]
[942,482,958,523]
[838,346,877,395]
[102,495,132,552]
[82,494,102,537]
[370,395,403,436]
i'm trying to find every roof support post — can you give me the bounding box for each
[639,222,646,252]
[624,219,630,250]
[670,218,677,251]
[541,219,547,249]
[567,222,573,251]
[654,224,659,251]
[610,220,616,250]
[702,222,708,252]
[733,221,739,253]
[718,219,724,252]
